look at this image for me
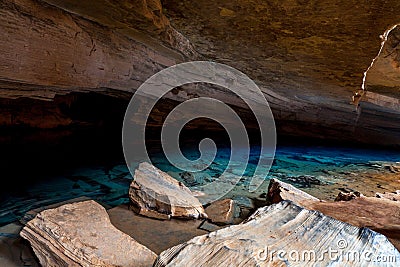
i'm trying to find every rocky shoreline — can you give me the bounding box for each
[1,162,397,266]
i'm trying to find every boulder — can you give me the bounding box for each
[129,162,207,219]
[154,201,400,266]
[179,171,197,186]
[198,221,224,232]
[267,178,320,205]
[205,199,237,225]
[20,200,157,267]
[335,191,364,201]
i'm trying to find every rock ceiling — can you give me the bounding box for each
[0,0,400,145]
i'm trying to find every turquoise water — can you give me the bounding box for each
[0,143,399,226]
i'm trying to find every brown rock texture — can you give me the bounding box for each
[267,178,320,205]
[308,197,400,248]
[164,0,400,146]
[365,25,400,95]
[334,191,364,201]
[20,200,157,267]
[376,190,400,201]
[267,178,400,251]
[204,198,236,225]
[154,201,400,266]
[0,0,183,100]
[1,0,400,145]
[108,204,208,255]
[129,162,207,220]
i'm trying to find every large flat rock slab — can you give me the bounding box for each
[267,178,400,251]
[154,201,400,266]
[308,197,400,251]
[129,162,207,219]
[20,200,157,267]
[108,204,208,254]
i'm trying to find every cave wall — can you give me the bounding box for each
[1,0,400,146]
[0,0,184,99]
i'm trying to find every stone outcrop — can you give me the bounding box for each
[129,162,207,220]
[267,178,400,251]
[154,201,400,266]
[267,178,320,205]
[204,199,237,225]
[20,200,157,267]
[308,197,400,249]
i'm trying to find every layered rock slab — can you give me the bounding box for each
[267,178,400,251]
[155,201,400,266]
[129,162,207,220]
[20,200,157,267]
[267,178,320,205]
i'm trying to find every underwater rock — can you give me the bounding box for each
[20,200,157,267]
[198,221,224,232]
[376,191,400,201]
[285,175,322,187]
[179,171,197,186]
[267,178,320,205]
[232,195,254,209]
[154,201,400,266]
[205,199,238,225]
[129,162,207,220]
[335,191,364,201]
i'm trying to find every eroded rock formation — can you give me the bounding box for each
[204,198,237,225]
[154,201,400,266]
[1,0,400,145]
[267,177,320,205]
[267,178,400,250]
[129,162,207,220]
[20,200,157,267]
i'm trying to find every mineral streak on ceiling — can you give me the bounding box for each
[357,24,400,113]
[1,0,400,146]
[353,24,400,112]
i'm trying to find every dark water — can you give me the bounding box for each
[0,128,399,226]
